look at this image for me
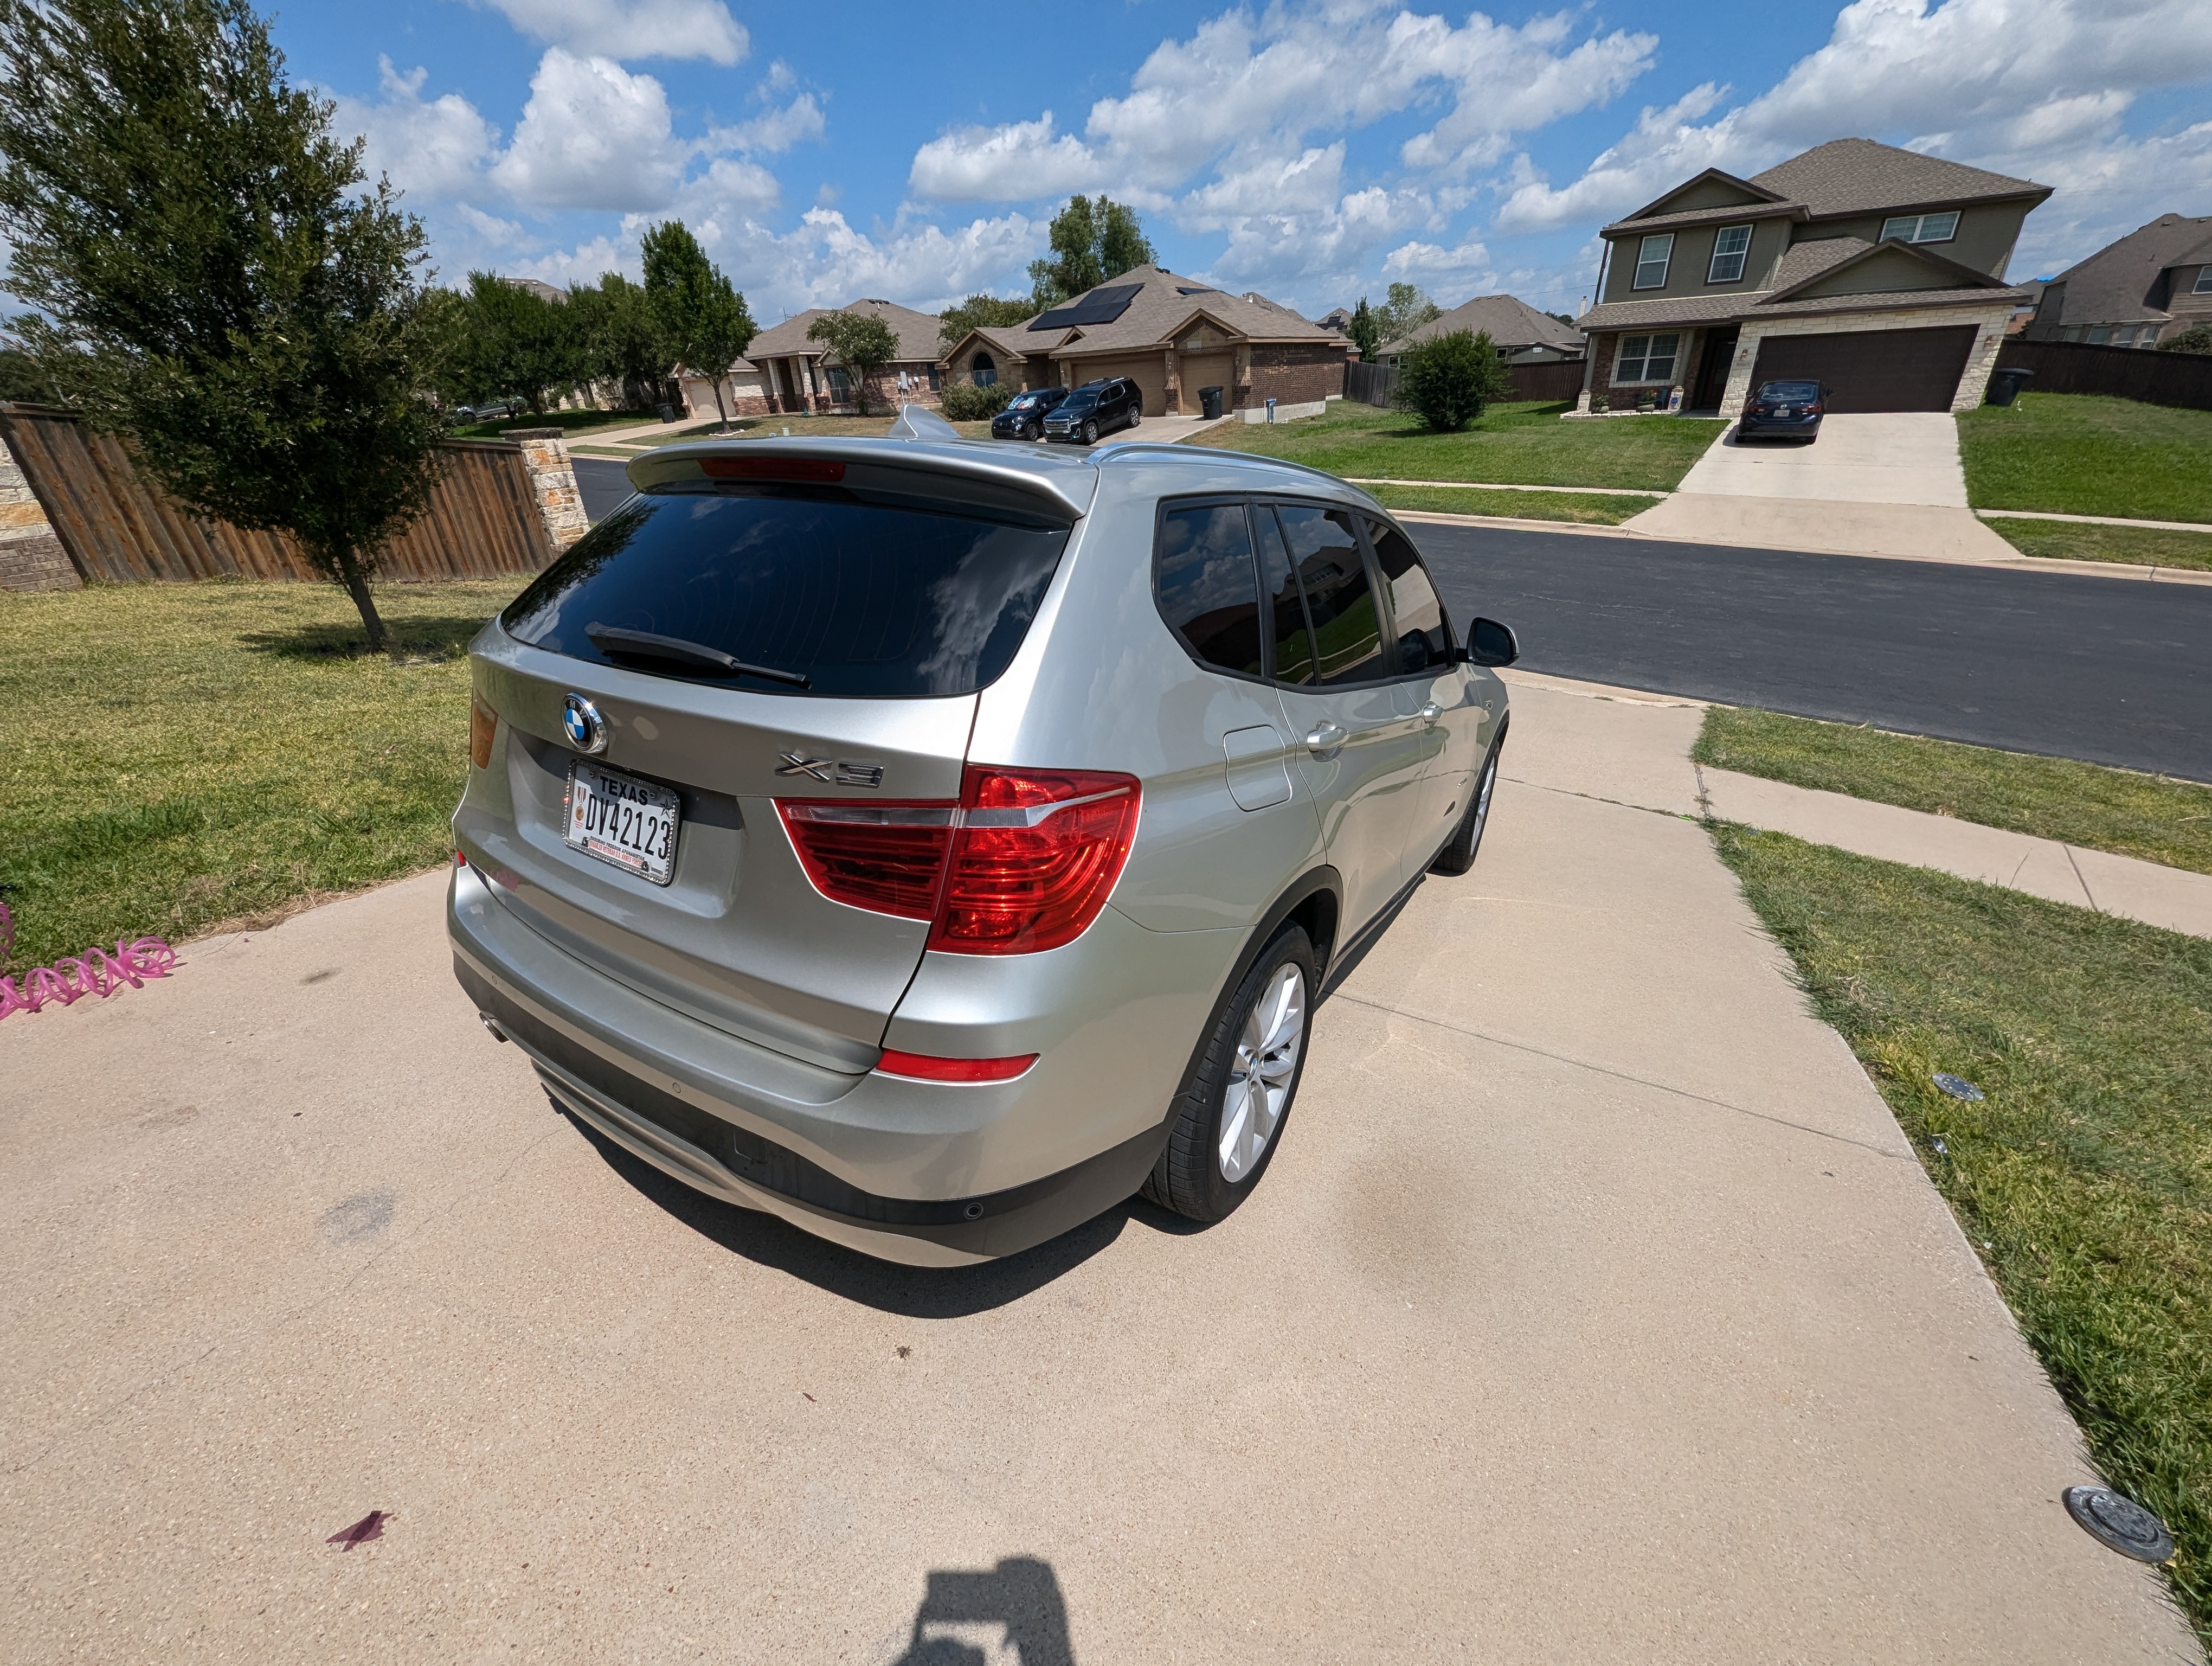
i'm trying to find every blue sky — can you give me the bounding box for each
[279,0,2212,326]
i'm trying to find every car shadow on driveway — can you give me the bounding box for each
[567,1110,1139,1315]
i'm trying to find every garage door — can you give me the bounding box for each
[1072,353,1169,416]
[1177,352,1236,414]
[1747,325,1979,413]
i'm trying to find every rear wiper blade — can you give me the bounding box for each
[584,623,810,688]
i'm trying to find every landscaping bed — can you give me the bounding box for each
[1695,706,2212,874]
[1958,394,2212,524]
[1367,483,1651,525]
[1984,516,2212,572]
[0,578,513,972]
[1187,399,1721,491]
[447,407,660,441]
[1715,825,2211,1644]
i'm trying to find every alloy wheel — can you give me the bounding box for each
[1219,962,1306,1182]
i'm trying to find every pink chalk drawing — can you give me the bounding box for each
[0,902,178,1021]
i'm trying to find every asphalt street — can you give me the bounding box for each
[573,456,2212,780]
[1416,523,2212,781]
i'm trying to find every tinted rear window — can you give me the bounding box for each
[500,485,1070,698]
[1274,504,1381,685]
[1156,503,1262,677]
[1760,382,1820,400]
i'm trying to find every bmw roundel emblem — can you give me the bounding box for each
[562,693,608,755]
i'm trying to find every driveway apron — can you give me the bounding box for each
[0,680,2192,1662]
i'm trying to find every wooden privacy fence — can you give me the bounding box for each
[0,403,562,586]
[1345,356,1586,409]
[1991,339,2212,412]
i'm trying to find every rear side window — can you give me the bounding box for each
[501,485,1070,698]
[1253,508,1317,685]
[1274,504,1381,685]
[1155,503,1262,677]
[1366,518,1451,674]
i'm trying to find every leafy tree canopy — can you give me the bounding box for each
[568,272,675,409]
[1393,329,1510,432]
[807,311,900,414]
[641,219,754,427]
[939,292,1035,354]
[462,273,587,415]
[1375,282,1443,349]
[0,0,451,652]
[1028,196,1158,307]
[1347,297,1381,362]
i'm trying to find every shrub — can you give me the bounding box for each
[2158,323,2212,356]
[939,380,1011,421]
[1392,329,1512,431]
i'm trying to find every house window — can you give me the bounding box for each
[1878,211,1961,244]
[1613,333,1681,385]
[827,366,852,403]
[2086,325,2111,345]
[1707,225,1752,284]
[972,351,996,387]
[1632,234,1674,290]
[2196,267,2212,294]
[928,364,941,391]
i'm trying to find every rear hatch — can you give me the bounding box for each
[457,443,1091,1073]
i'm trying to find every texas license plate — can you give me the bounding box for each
[564,760,680,885]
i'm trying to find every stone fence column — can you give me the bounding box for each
[502,427,589,557]
[0,435,80,592]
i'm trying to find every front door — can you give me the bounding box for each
[1692,327,1739,411]
[1256,501,1430,935]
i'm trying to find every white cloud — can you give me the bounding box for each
[330,56,496,201]
[473,0,747,65]
[490,48,689,212]
[1495,0,2212,274]
[712,93,825,156]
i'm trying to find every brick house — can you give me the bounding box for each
[938,266,1352,415]
[1574,138,2051,419]
[676,356,771,421]
[732,299,944,415]
[1376,293,1583,367]
[2022,214,2212,348]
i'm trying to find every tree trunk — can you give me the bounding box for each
[333,547,390,655]
[712,375,729,433]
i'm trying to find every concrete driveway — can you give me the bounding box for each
[0,676,2191,1662]
[1628,412,2019,561]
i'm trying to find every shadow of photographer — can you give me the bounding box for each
[888,1556,1073,1666]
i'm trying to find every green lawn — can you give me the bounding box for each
[1958,394,2212,523]
[0,578,514,972]
[1695,706,2212,874]
[1188,399,1721,491]
[1985,516,2212,572]
[1365,482,1652,525]
[1714,825,2212,1644]
[447,407,660,441]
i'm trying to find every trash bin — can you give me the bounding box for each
[1986,367,2034,406]
[656,402,678,423]
[1199,386,1224,420]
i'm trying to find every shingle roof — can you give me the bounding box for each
[2041,213,2212,327]
[1750,138,2047,219]
[1380,293,1585,356]
[1002,266,1347,357]
[745,298,943,363]
[1767,236,1874,291]
[1603,201,1808,237]
[1579,277,2027,334]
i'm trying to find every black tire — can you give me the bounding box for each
[1082,419,1098,445]
[1129,408,1141,428]
[1142,922,1317,1223]
[1429,720,1506,876]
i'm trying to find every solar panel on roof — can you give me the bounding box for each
[1028,282,1143,330]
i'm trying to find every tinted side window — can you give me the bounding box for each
[1366,518,1451,674]
[1155,503,1262,677]
[1275,503,1381,685]
[1253,506,1317,686]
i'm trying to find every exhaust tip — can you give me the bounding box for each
[480,1014,509,1043]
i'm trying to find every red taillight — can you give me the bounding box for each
[699,456,845,484]
[776,765,1140,954]
[933,766,1140,953]
[874,1048,1039,1083]
[776,801,956,919]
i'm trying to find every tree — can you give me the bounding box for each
[0,0,452,653]
[939,292,1036,354]
[641,220,754,429]
[1374,281,1443,349]
[2158,323,2212,355]
[807,311,899,415]
[570,272,673,410]
[1027,195,1158,306]
[1393,329,1510,432]
[1347,297,1381,362]
[463,273,586,415]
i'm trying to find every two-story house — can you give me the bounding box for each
[2022,214,2212,347]
[1574,138,2051,420]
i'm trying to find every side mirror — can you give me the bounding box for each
[1459,617,1519,668]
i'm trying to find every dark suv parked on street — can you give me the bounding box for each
[992,387,1068,441]
[1044,378,1141,445]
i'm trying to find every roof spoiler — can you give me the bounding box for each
[626,436,1096,523]
[885,403,960,441]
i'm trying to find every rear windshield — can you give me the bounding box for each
[500,484,1071,699]
[1759,382,1820,400]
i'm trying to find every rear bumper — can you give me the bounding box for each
[448,864,1228,1263]
[1738,414,1821,437]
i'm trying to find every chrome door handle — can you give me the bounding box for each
[1303,722,1347,758]
[1419,701,1442,724]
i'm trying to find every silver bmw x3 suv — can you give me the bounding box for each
[449,415,1516,1265]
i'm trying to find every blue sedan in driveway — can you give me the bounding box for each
[1738,379,1829,442]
